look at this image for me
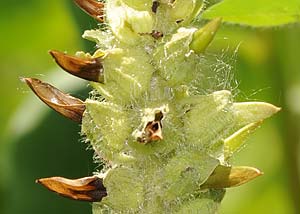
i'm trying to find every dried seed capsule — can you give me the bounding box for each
[49,50,104,82]
[74,0,104,22]
[144,120,163,142]
[22,78,85,123]
[134,110,165,144]
[36,176,107,202]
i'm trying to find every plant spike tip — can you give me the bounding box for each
[25,1,281,213]
[190,17,222,54]
[36,176,107,202]
[49,50,104,83]
[22,78,85,123]
[74,0,104,22]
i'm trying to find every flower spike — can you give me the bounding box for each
[36,176,107,202]
[22,78,85,123]
[74,0,104,22]
[49,50,104,83]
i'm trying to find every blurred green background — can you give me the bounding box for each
[0,1,299,213]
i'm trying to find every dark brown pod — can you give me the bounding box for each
[74,0,105,22]
[36,176,107,202]
[22,78,85,123]
[49,50,104,83]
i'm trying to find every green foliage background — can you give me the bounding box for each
[0,0,299,213]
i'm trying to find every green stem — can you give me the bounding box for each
[273,28,300,213]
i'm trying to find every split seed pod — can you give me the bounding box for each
[36,176,107,202]
[23,78,85,123]
[50,50,104,83]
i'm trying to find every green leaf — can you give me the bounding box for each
[202,0,300,27]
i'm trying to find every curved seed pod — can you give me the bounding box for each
[36,176,107,202]
[50,50,104,83]
[22,78,85,123]
[74,0,104,22]
[200,165,263,189]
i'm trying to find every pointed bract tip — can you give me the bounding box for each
[37,176,107,202]
[233,101,282,127]
[224,121,263,159]
[74,0,104,22]
[49,50,104,83]
[23,77,85,123]
[258,102,281,114]
[275,106,282,113]
[201,165,262,189]
[20,77,28,83]
[190,17,222,54]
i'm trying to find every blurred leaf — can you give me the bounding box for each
[6,109,96,214]
[202,0,300,27]
[0,1,82,139]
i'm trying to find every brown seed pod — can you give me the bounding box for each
[74,0,105,22]
[36,176,107,202]
[49,50,104,83]
[22,78,85,123]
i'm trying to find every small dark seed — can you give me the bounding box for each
[151,1,159,13]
